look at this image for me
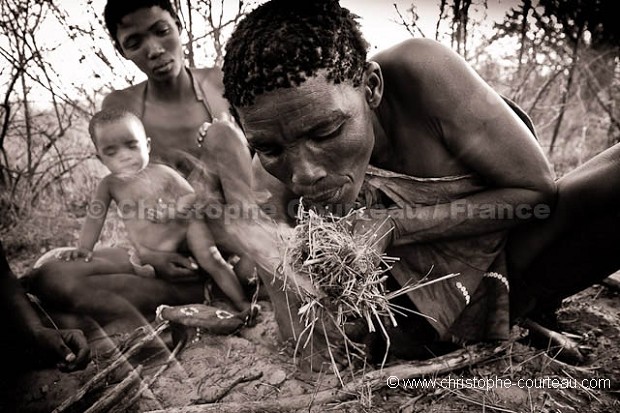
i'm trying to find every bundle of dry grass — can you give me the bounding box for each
[281,202,457,377]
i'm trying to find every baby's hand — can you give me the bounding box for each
[58,247,93,262]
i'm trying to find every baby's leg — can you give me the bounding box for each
[186,220,250,312]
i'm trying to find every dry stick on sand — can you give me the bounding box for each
[111,338,186,413]
[192,370,264,404]
[144,341,512,413]
[83,365,144,413]
[51,321,170,413]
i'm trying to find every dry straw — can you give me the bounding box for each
[280,201,457,382]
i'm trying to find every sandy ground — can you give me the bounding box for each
[2,277,620,413]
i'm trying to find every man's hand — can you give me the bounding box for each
[58,247,93,262]
[32,327,90,372]
[139,250,201,282]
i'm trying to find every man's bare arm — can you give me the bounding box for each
[371,39,556,245]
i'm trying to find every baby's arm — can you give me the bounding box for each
[65,178,112,261]
[186,219,250,313]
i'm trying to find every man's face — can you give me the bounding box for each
[115,6,183,82]
[237,72,375,209]
[95,117,150,177]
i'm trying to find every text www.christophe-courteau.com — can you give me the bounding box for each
[386,375,611,391]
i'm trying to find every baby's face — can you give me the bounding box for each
[95,117,150,177]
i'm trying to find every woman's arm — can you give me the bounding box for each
[0,242,90,370]
[201,114,254,206]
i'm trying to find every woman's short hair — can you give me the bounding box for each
[103,0,179,48]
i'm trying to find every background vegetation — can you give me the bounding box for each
[1,0,619,266]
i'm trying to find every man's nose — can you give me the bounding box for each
[289,145,326,189]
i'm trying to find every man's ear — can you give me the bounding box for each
[363,61,384,109]
[146,137,151,153]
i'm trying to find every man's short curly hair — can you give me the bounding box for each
[104,0,179,48]
[223,0,369,107]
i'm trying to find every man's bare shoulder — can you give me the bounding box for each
[373,38,487,118]
[372,39,460,88]
[372,38,451,69]
[101,82,147,114]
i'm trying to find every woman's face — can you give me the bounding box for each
[237,72,376,209]
[115,6,183,82]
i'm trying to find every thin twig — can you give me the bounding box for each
[83,365,144,413]
[51,322,169,413]
[111,338,186,412]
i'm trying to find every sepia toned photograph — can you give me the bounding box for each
[1,0,618,411]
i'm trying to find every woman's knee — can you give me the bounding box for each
[27,262,83,308]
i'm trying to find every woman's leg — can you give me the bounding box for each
[507,143,620,319]
[27,247,204,325]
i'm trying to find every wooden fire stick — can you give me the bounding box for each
[83,365,144,413]
[145,341,511,413]
[52,321,170,413]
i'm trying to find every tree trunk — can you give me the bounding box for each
[185,0,195,68]
[516,0,531,76]
[549,25,583,155]
[20,69,33,189]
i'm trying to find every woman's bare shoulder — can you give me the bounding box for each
[191,67,224,85]
[191,67,231,116]
[101,81,147,113]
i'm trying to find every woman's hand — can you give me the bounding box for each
[196,114,245,151]
[31,326,91,371]
[139,250,201,282]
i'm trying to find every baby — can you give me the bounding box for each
[63,108,252,315]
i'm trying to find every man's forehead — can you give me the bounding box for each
[240,77,354,137]
[243,106,347,141]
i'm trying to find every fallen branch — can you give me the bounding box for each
[145,341,511,413]
[192,369,264,404]
[521,318,584,364]
[52,321,169,413]
[111,338,186,413]
[83,365,144,413]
